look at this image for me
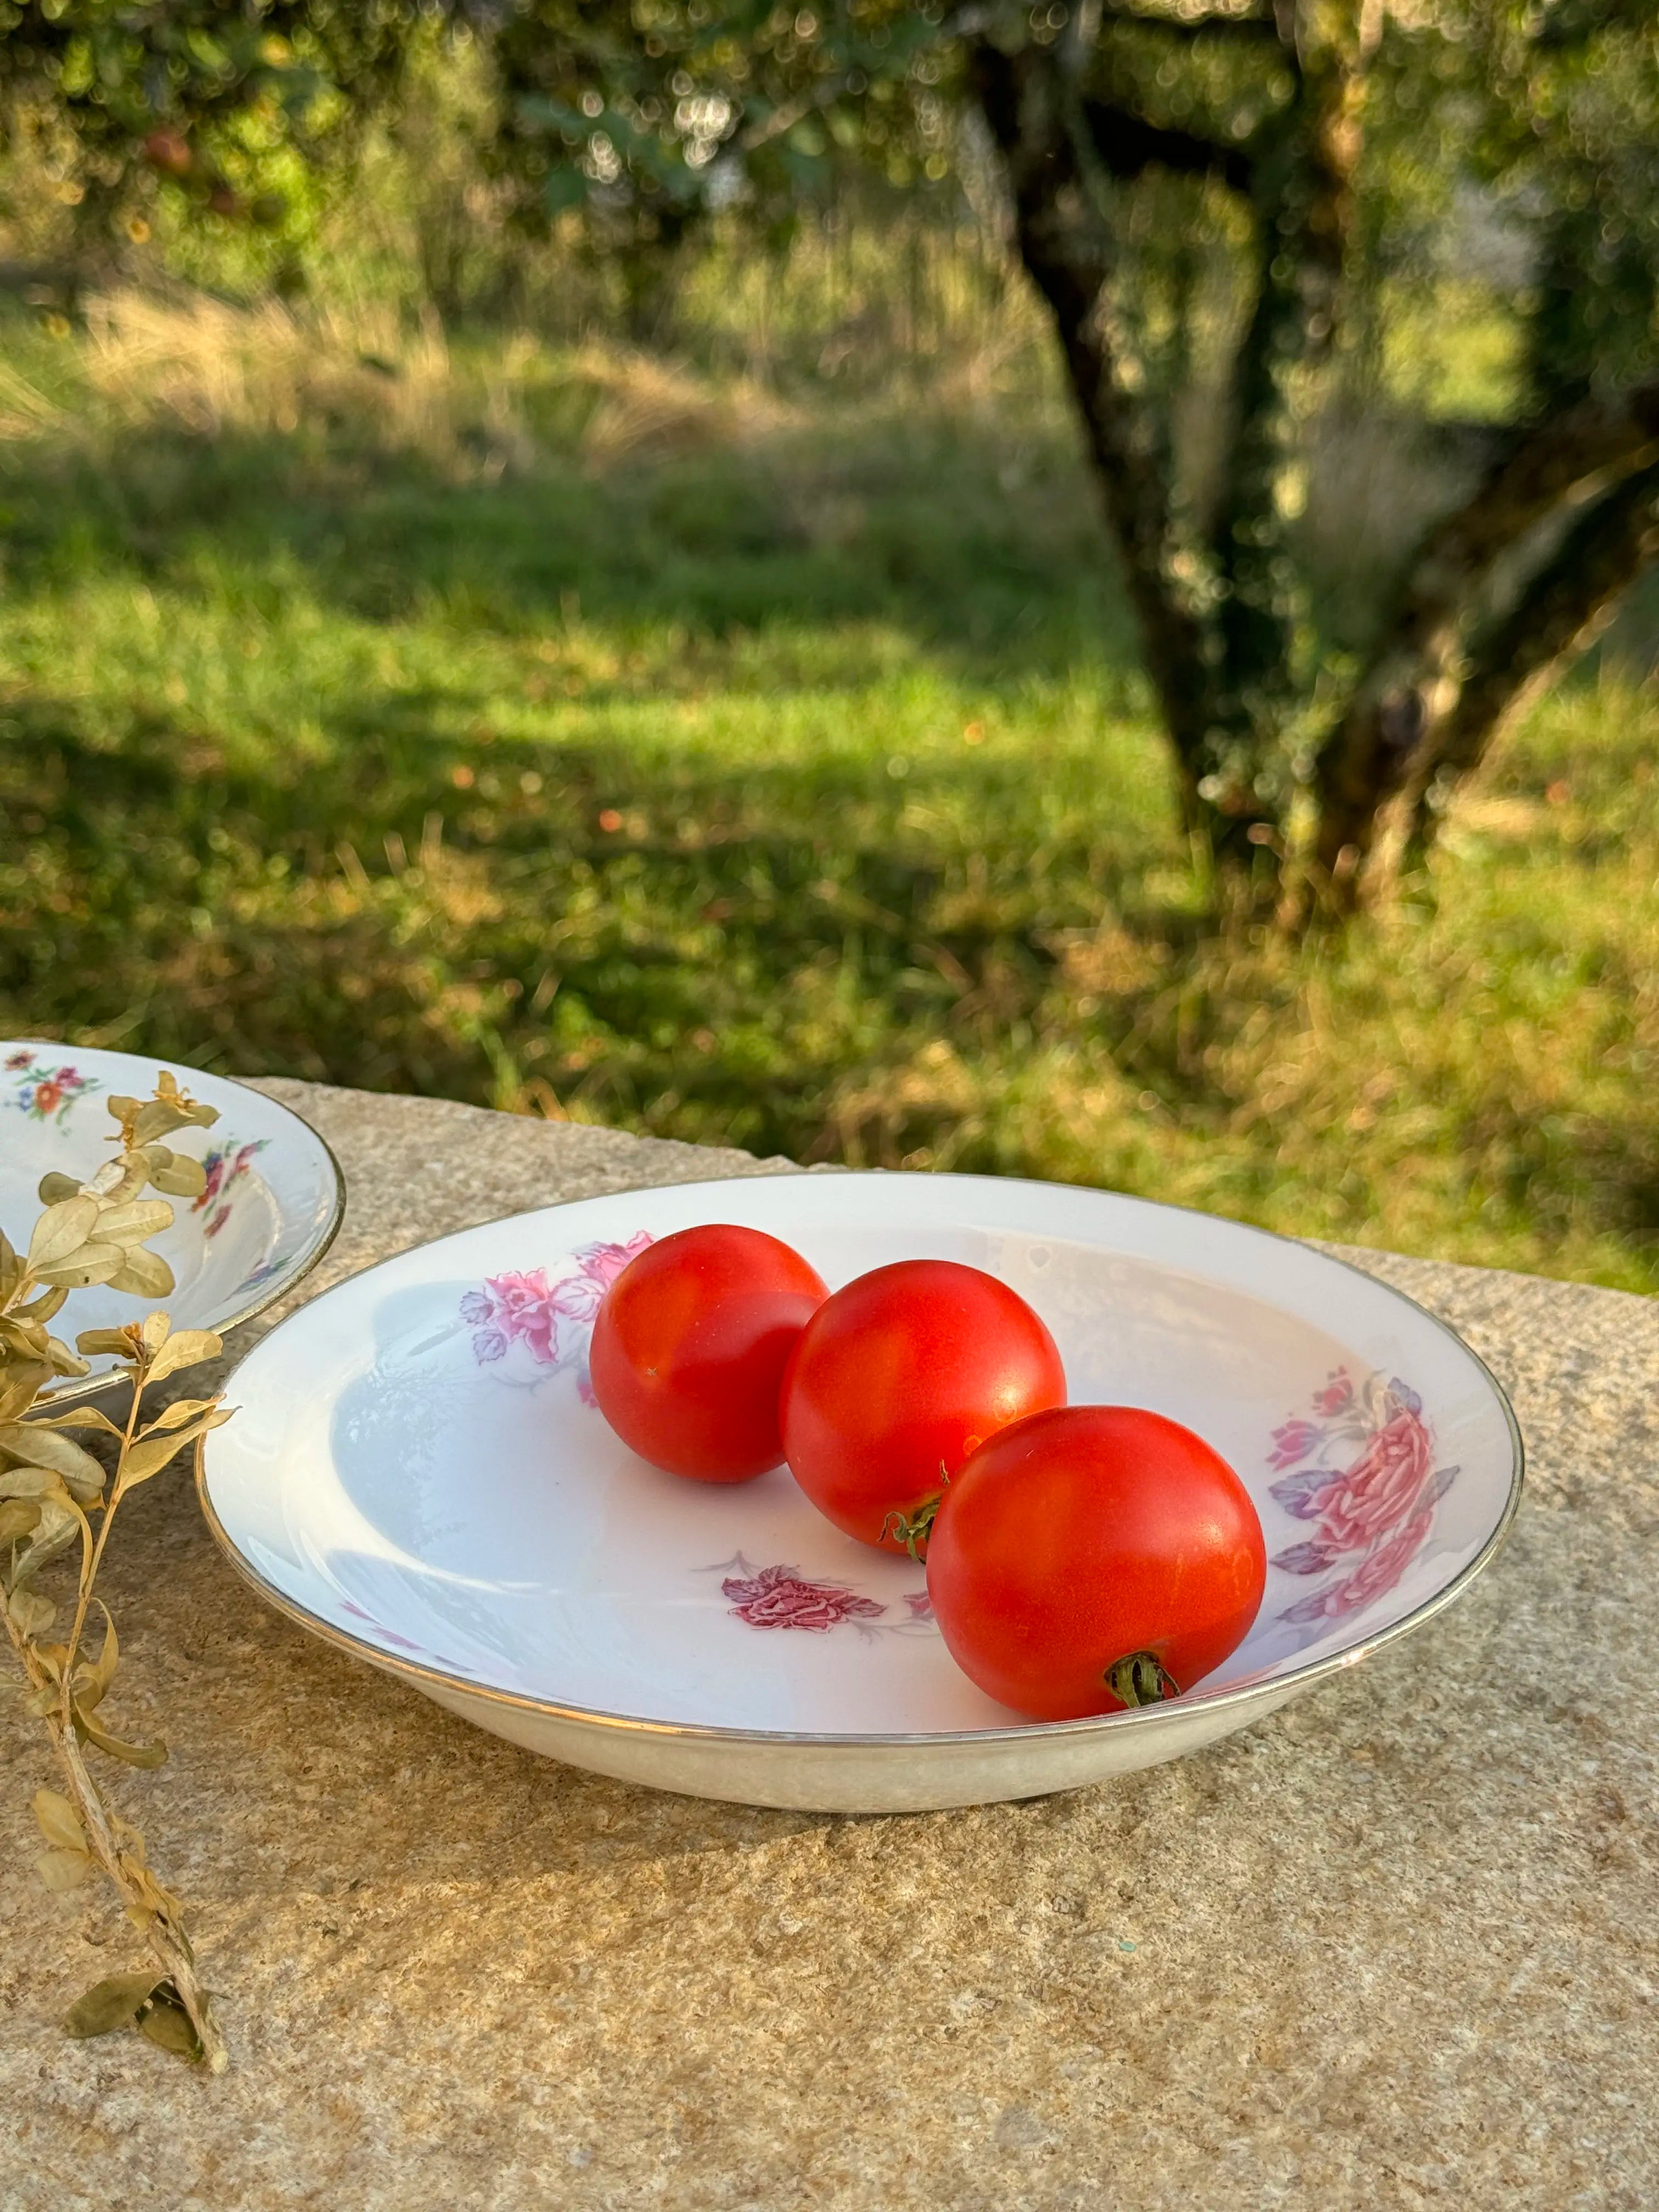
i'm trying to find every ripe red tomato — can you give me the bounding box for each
[589,1225,827,1482]
[779,1260,1066,1553]
[925,1405,1266,1720]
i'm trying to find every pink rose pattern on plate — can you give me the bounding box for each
[191,1136,270,1239]
[337,1595,464,1674]
[720,1560,886,1633]
[461,1232,653,1401]
[702,1554,934,1638]
[7,1053,97,1126]
[1269,1367,1457,1624]
[459,1238,932,1635]
[703,1557,938,1645]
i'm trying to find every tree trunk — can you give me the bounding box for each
[967,16,1350,874]
[969,41,1226,814]
[1312,387,1659,892]
[968,13,1659,913]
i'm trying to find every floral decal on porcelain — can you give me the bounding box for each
[192,1136,270,1239]
[6,1051,98,1127]
[720,1559,886,1633]
[337,1595,464,1675]
[461,1232,652,1402]
[1268,1367,1457,1624]
[230,1251,290,1299]
[704,1554,935,1638]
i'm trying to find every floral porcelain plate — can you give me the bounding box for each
[1,1042,343,1401]
[198,1172,1521,1813]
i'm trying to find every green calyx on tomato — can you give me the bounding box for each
[879,1466,951,1562]
[1104,1652,1181,1707]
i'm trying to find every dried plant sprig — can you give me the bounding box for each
[2,1075,236,2070]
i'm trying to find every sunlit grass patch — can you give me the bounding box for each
[2,296,1654,1293]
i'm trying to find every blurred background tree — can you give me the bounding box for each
[5,0,1657,907]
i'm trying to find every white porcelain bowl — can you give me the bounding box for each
[1,1041,342,1399]
[198,1171,1521,1812]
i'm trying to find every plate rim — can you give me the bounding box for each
[2,1041,347,1406]
[194,1166,1526,1752]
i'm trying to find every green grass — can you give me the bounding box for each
[2,303,1656,1293]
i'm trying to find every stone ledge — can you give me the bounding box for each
[4,1078,1654,2212]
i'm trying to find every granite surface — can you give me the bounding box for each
[4,1078,1656,2210]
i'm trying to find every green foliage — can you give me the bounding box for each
[1455,0,1659,406]
[0,0,956,278]
[0,0,416,161]
[9,3,1659,876]
[15,1,1657,419]
[0,0,419,245]
[488,0,953,249]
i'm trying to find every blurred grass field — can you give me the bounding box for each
[1,288,1656,1292]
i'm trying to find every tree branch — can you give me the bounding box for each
[1424,459,1659,793]
[1205,49,1362,757]
[1080,94,1256,192]
[1375,378,1659,667]
[969,37,1218,792]
[1312,378,1659,874]
[939,0,1279,39]
[1206,128,1312,733]
[1530,0,1654,49]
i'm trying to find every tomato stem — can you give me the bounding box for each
[882,1486,945,1562]
[1105,1652,1181,1708]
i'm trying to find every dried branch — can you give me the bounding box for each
[9,1593,227,2069]
[2,1076,235,2069]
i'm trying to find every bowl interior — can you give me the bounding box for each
[200,1173,1519,1739]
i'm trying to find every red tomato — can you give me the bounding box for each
[925,1405,1266,1720]
[779,1260,1066,1553]
[589,1225,827,1482]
